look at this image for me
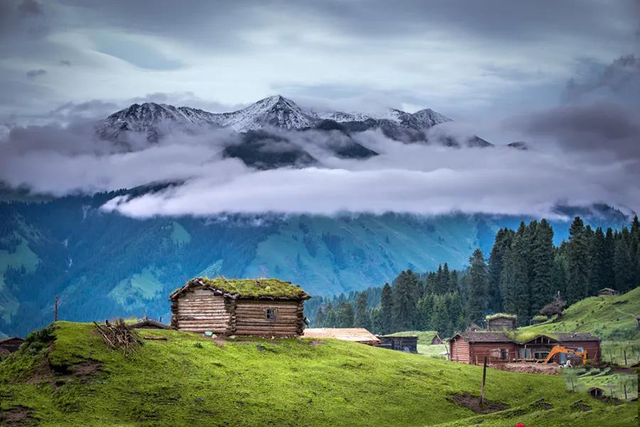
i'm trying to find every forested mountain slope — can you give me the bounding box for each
[0,190,627,337]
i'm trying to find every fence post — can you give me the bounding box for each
[480,356,488,407]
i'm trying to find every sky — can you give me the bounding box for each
[0,0,639,218]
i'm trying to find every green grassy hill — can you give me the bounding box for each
[518,287,640,365]
[0,322,636,426]
[519,287,640,341]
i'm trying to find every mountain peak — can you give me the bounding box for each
[412,108,452,128]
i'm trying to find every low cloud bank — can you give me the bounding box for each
[0,117,635,219]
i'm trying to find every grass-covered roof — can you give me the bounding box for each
[170,277,309,301]
[485,313,517,321]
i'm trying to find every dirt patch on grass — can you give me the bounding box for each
[1,405,34,426]
[493,363,560,375]
[26,357,103,386]
[66,359,102,381]
[308,340,323,346]
[529,398,553,410]
[570,399,592,411]
[448,393,510,414]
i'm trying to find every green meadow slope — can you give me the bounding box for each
[0,322,636,427]
[518,287,640,365]
[519,287,640,342]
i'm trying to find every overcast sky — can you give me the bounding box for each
[1,1,638,130]
[1,0,639,217]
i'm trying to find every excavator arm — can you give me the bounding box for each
[544,345,588,364]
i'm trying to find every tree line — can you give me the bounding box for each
[309,216,640,336]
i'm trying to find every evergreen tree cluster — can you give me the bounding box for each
[310,216,640,335]
[314,264,468,338]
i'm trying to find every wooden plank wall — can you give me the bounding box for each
[171,287,231,333]
[469,342,518,364]
[450,337,470,363]
[234,300,303,337]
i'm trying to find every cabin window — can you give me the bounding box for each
[265,308,277,322]
[500,349,508,360]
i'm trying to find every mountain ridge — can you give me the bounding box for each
[97,95,465,145]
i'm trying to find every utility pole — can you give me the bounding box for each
[54,295,58,322]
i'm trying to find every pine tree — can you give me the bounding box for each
[604,228,616,288]
[552,249,567,296]
[430,295,452,337]
[488,228,515,313]
[531,219,555,311]
[502,224,531,323]
[354,292,371,330]
[588,227,607,294]
[392,271,418,331]
[379,283,394,334]
[336,301,354,327]
[370,307,383,334]
[614,234,634,292]
[314,306,326,326]
[466,249,489,324]
[416,294,434,330]
[448,270,459,294]
[441,263,451,293]
[565,217,589,303]
[324,302,337,327]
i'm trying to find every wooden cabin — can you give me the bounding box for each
[449,331,600,365]
[0,337,23,354]
[169,277,309,337]
[378,335,418,353]
[486,314,517,330]
[598,288,620,296]
[449,331,518,364]
[431,333,443,345]
[130,317,171,330]
[303,328,380,346]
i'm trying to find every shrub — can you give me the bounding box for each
[22,325,55,354]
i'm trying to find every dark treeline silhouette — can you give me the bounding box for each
[308,216,640,337]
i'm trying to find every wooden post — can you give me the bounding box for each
[54,295,58,322]
[480,356,488,407]
[623,350,627,366]
[624,384,627,400]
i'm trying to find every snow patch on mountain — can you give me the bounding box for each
[98,95,455,141]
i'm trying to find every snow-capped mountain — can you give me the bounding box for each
[98,95,456,141]
[97,102,222,142]
[216,95,318,132]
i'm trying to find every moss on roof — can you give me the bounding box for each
[485,313,517,321]
[172,277,309,300]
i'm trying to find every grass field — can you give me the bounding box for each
[563,368,638,401]
[0,322,636,427]
[518,287,640,367]
[519,287,640,343]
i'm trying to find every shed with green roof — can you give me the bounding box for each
[169,277,310,337]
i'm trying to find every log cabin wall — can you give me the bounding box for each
[486,318,516,330]
[450,336,470,363]
[233,300,303,337]
[171,287,231,333]
[469,342,518,364]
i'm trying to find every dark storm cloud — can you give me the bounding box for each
[53,0,634,48]
[25,69,47,79]
[564,55,640,110]
[514,103,640,159]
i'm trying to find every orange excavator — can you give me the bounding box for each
[544,345,587,365]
